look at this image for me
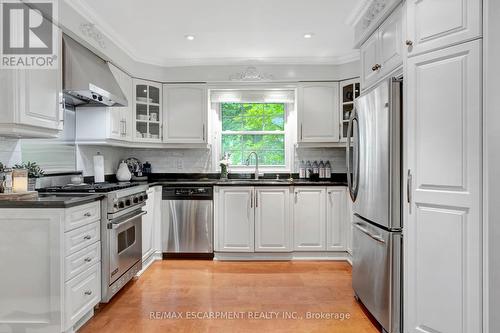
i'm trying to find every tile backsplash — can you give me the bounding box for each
[0,138,22,167]
[76,145,347,176]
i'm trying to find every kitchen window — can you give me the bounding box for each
[211,89,295,172]
[221,103,286,166]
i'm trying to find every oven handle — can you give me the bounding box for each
[108,211,147,230]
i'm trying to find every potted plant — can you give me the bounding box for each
[13,162,44,191]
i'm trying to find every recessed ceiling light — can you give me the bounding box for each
[185,35,195,41]
[303,33,314,39]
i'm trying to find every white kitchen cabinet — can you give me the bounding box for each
[345,189,353,255]
[405,0,482,57]
[293,187,327,250]
[254,187,292,252]
[216,187,254,252]
[163,84,207,144]
[298,82,340,143]
[339,78,360,142]
[0,201,102,333]
[142,187,156,263]
[108,64,133,141]
[405,40,482,333]
[133,79,162,142]
[360,5,403,90]
[326,187,346,251]
[0,29,63,138]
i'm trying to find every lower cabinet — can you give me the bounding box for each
[216,187,255,252]
[293,187,327,250]
[255,187,292,252]
[215,186,349,254]
[0,201,102,333]
[141,186,162,269]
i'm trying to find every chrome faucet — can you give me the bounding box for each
[245,151,260,180]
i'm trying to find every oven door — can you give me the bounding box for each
[108,210,145,285]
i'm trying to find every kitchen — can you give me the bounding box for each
[0,0,497,333]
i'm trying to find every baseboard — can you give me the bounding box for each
[214,251,352,263]
[137,251,162,276]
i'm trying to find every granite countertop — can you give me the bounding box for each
[0,193,104,208]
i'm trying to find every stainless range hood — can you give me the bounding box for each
[63,35,127,107]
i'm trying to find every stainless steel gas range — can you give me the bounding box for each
[39,182,149,302]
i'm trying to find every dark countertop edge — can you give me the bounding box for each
[0,194,105,209]
[146,181,347,187]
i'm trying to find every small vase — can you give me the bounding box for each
[220,164,228,180]
[116,161,132,182]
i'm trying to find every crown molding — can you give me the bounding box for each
[345,0,374,27]
[65,1,360,67]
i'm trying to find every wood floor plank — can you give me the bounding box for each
[79,260,380,333]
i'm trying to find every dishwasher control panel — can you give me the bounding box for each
[162,186,213,200]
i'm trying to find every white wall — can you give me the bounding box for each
[484,0,500,331]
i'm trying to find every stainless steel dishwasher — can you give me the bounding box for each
[162,186,213,259]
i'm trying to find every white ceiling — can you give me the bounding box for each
[74,0,362,67]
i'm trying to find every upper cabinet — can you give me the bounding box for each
[339,79,360,142]
[0,29,63,138]
[108,64,133,141]
[360,5,403,90]
[133,79,162,142]
[405,0,482,57]
[163,84,207,144]
[298,82,340,143]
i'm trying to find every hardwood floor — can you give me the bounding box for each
[79,260,380,333]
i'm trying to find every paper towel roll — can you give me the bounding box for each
[93,152,105,183]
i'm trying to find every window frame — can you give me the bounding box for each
[213,102,295,173]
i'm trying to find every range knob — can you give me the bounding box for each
[118,201,125,209]
[98,96,103,102]
[92,94,97,100]
[133,196,139,204]
[144,194,148,200]
[125,199,131,206]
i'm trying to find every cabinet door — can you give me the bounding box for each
[255,187,292,252]
[405,40,482,333]
[298,83,340,142]
[108,64,133,140]
[142,188,155,262]
[18,28,63,133]
[345,189,353,255]
[326,187,346,251]
[163,84,207,143]
[134,79,162,142]
[406,0,482,56]
[293,187,326,251]
[378,5,403,77]
[360,33,380,90]
[217,187,254,252]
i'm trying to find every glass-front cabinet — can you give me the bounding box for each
[133,79,162,142]
[339,78,360,142]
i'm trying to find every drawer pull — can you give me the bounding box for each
[405,40,413,46]
[84,257,92,262]
[84,290,92,296]
[84,212,92,217]
[371,64,381,71]
[83,235,92,240]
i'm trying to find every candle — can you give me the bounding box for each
[12,169,28,193]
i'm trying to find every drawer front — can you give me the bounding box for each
[65,263,101,328]
[65,202,101,232]
[65,241,101,281]
[65,222,100,256]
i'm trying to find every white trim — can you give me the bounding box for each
[344,0,374,27]
[214,251,352,263]
[136,251,163,277]
[64,1,360,67]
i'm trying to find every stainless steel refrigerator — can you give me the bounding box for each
[346,77,402,333]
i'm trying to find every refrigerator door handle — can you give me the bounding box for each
[407,169,412,214]
[353,222,386,244]
[346,108,359,202]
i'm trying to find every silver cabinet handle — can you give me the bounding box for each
[294,191,298,203]
[202,124,205,141]
[83,235,91,240]
[84,257,92,262]
[405,40,413,46]
[353,222,385,244]
[250,191,253,208]
[300,124,303,140]
[255,191,258,208]
[407,169,412,214]
[371,64,381,71]
[84,212,91,217]
[84,290,92,296]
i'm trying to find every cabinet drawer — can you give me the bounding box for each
[65,202,101,232]
[64,263,101,329]
[65,241,101,281]
[64,222,100,256]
